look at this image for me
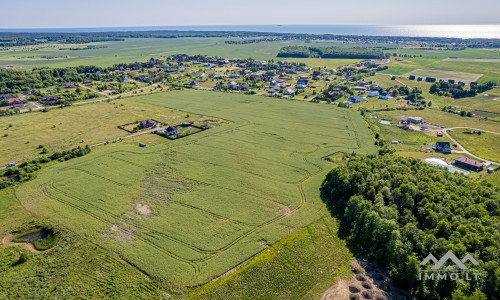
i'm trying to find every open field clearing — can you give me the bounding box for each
[403,68,483,83]
[15,90,375,290]
[0,38,362,69]
[379,57,500,83]
[375,109,500,133]
[0,99,215,166]
[190,216,353,299]
[442,58,500,62]
[449,128,500,162]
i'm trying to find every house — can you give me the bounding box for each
[453,157,484,172]
[409,75,416,80]
[425,77,436,83]
[391,141,399,144]
[165,126,178,135]
[189,80,200,86]
[348,96,362,103]
[470,82,478,86]
[41,96,58,103]
[437,131,443,137]
[181,122,193,127]
[215,82,225,88]
[379,93,391,100]
[354,86,367,91]
[7,98,21,105]
[229,74,240,78]
[283,89,294,96]
[448,79,455,84]
[83,80,92,84]
[295,84,307,89]
[370,85,381,91]
[12,103,25,108]
[64,83,75,88]
[417,77,423,81]
[435,141,451,153]
[139,119,155,129]
[196,73,206,78]
[458,81,466,86]
[0,94,14,101]
[267,89,278,95]
[121,78,128,83]
[407,117,423,124]
[241,84,250,90]
[139,143,147,147]
[227,81,238,89]
[367,91,379,97]
[487,167,495,173]
[296,79,308,85]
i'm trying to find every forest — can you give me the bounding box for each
[277,46,387,59]
[2,30,500,48]
[321,155,499,299]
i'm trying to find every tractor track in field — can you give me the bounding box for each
[40,185,201,274]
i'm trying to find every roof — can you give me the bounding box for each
[454,157,484,168]
[436,141,450,148]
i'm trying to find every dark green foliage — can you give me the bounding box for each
[321,155,500,299]
[429,81,496,99]
[277,46,386,59]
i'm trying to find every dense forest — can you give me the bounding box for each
[277,46,387,59]
[321,155,499,299]
[1,30,500,48]
[429,81,497,99]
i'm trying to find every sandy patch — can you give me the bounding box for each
[136,203,151,215]
[2,234,41,253]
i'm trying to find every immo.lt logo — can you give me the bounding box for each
[419,251,482,281]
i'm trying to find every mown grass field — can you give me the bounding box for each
[449,129,500,162]
[14,90,376,291]
[403,69,483,83]
[0,98,214,166]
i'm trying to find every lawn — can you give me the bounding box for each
[14,90,376,291]
[403,69,483,83]
[0,98,215,166]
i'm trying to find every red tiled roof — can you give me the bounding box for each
[7,98,19,103]
[12,103,24,107]
[454,157,484,168]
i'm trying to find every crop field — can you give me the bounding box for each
[403,69,483,83]
[14,90,375,290]
[0,99,213,166]
[0,38,362,69]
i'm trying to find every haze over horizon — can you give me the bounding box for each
[1,0,499,29]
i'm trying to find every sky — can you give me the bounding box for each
[1,0,499,29]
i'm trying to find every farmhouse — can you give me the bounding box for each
[435,141,452,153]
[348,96,362,103]
[83,80,92,84]
[437,131,443,137]
[139,119,155,129]
[354,86,367,91]
[379,93,391,100]
[189,80,200,86]
[283,89,294,95]
[165,126,178,135]
[407,117,423,124]
[64,83,75,88]
[425,77,437,83]
[367,91,379,97]
[409,75,416,80]
[227,81,238,89]
[453,157,484,172]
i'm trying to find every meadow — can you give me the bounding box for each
[0,38,363,69]
[449,128,500,162]
[14,90,376,291]
[0,98,214,166]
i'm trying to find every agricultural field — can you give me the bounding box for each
[0,38,363,69]
[13,90,376,292]
[403,69,483,83]
[0,98,214,166]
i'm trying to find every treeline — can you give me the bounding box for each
[430,81,496,99]
[2,30,500,48]
[277,46,387,59]
[321,155,499,299]
[0,145,91,189]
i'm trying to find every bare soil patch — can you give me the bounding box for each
[2,234,41,253]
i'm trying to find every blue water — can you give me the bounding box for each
[1,25,499,39]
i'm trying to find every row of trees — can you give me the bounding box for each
[277,46,387,59]
[429,81,496,99]
[321,155,499,299]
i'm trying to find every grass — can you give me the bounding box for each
[188,216,353,300]
[449,129,500,162]
[0,98,219,166]
[0,38,363,69]
[14,89,376,291]
[403,69,483,83]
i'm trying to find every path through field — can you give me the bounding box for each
[15,90,376,288]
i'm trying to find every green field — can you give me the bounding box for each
[449,128,500,162]
[403,68,483,83]
[0,38,363,69]
[0,98,216,166]
[13,90,375,291]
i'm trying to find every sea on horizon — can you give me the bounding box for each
[0,24,499,39]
